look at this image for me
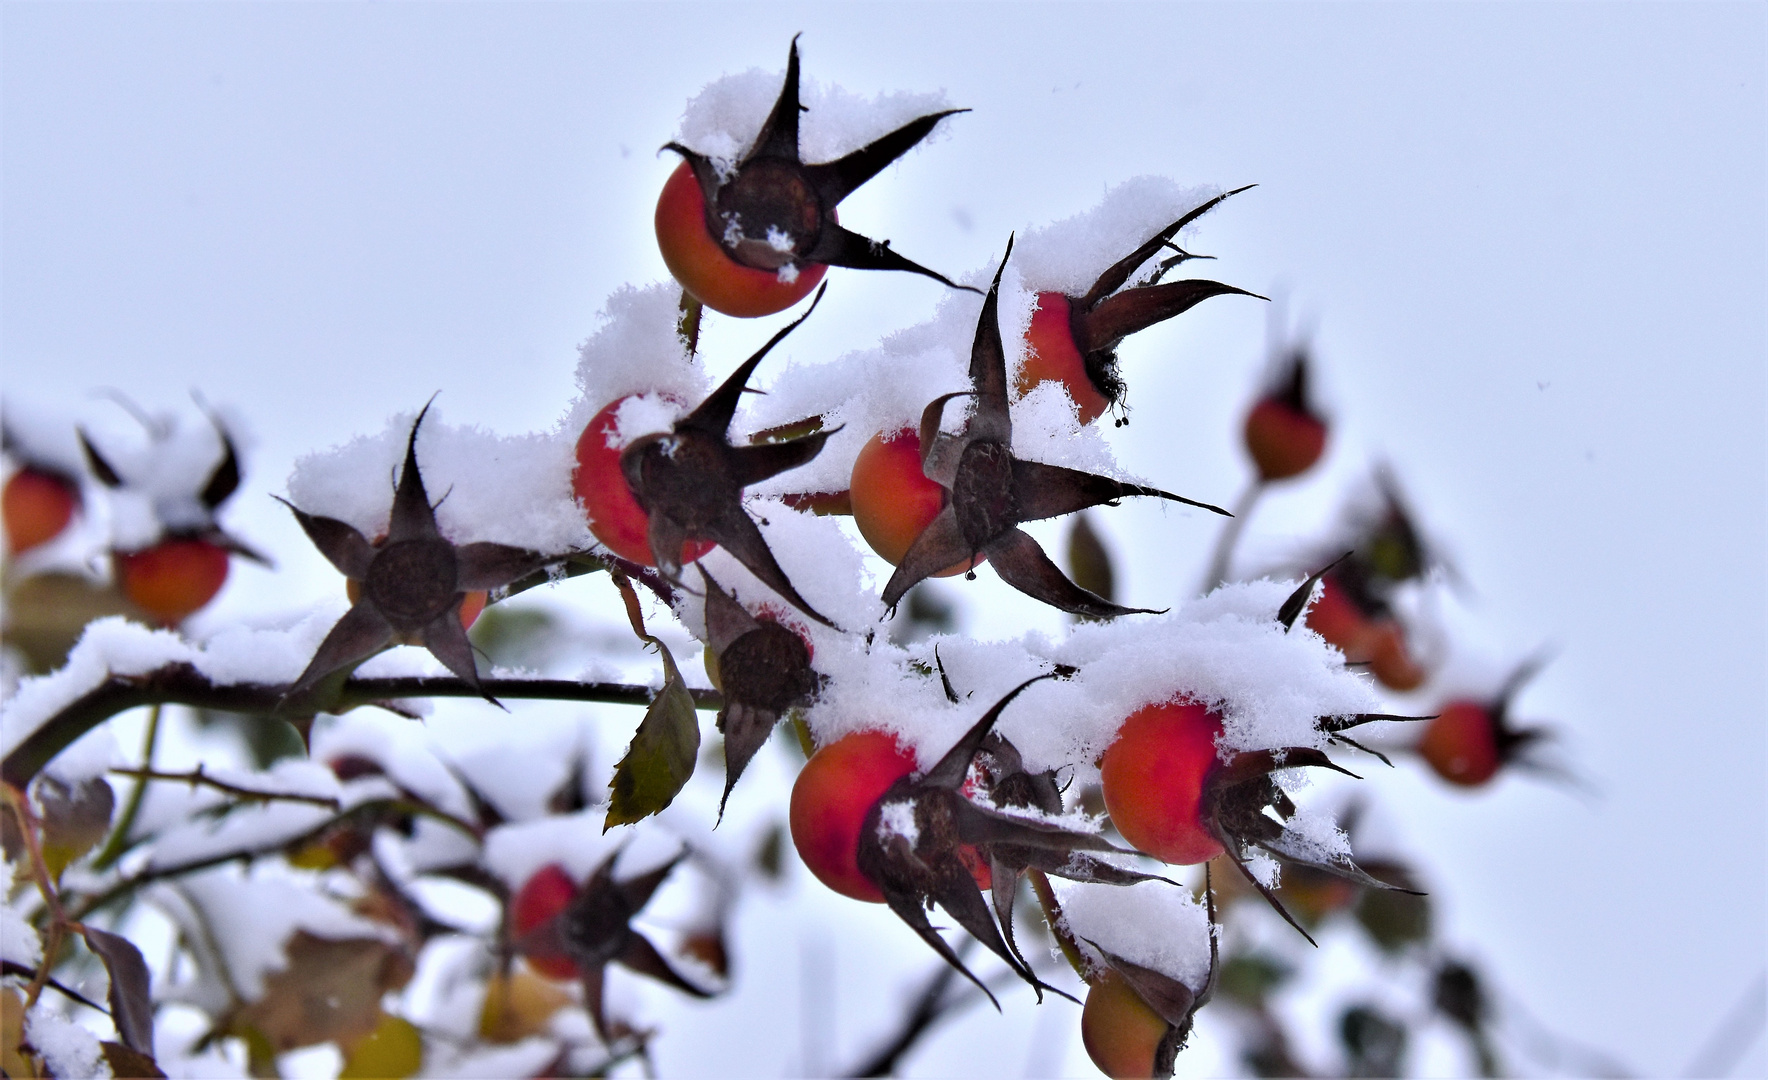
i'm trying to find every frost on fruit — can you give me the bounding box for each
[618,287,839,627]
[853,672,1158,1008]
[664,37,972,290]
[699,567,819,820]
[880,240,1231,619]
[278,403,552,704]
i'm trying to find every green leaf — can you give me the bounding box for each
[605,638,701,830]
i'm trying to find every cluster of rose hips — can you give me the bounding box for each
[2,406,262,630]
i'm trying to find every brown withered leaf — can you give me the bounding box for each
[234,932,413,1053]
[882,241,1230,619]
[279,402,551,705]
[619,290,840,629]
[79,925,153,1058]
[663,36,971,291]
[100,1042,165,1079]
[699,567,818,821]
[604,575,701,830]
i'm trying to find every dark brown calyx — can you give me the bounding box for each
[699,567,822,821]
[363,539,459,628]
[1201,747,1421,946]
[853,672,1159,1008]
[545,851,716,1042]
[623,430,738,533]
[1062,186,1264,415]
[950,441,1017,549]
[278,401,552,705]
[710,159,825,270]
[617,288,838,630]
[719,623,814,711]
[663,36,973,292]
[882,238,1230,619]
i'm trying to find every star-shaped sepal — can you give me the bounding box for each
[279,403,551,705]
[513,850,717,1043]
[1203,742,1423,946]
[853,671,1154,1008]
[881,240,1231,618]
[699,567,820,821]
[1045,187,1263,420]
[619,287,840,629]
[662,36,973,292]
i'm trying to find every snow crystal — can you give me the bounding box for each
[673,57,953,171]
[608,394,688,451]
[1243,848,1281,888]
[1057,878,1212,991]
[24,1002,109,1079]
[875,799,919,847]
[565,284,707,440]
[1277,798,1353,864]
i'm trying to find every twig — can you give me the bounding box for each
[108,765,343,811]
[2,663,724,787]
[90,704,161,871]
[1,784,64,1007]
[65,795,478,922]
[1201,479,1264,594]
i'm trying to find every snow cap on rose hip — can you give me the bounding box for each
[658,36,974,316]
[1012,183,1263,425]
[278,401,553,704]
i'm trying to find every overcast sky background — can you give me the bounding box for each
[2,4,1764,1077]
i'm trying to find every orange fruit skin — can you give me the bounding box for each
[572,396,716,569]
[1081,970,1168,1078]
[511,863,581,981]
[655,161,829,318]
[1100,701,1226,866]
[849,430,983,578]
[1017,292,1110,426]
[1243,397,1326,481]
[789,731,917,903]
[116,539,230,625]
[1418,701,1501,787]
[3,469,77,554]
[1363,620,1426,691]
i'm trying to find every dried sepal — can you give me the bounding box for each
[882,240,1228,617]
[853,671,1150,1007]
[699,567,819,821]
[280,403,551,704]
[1203,751,1421,947]
[619,287,839,629]
[537,850,718,1041]
[663,37,972,292]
